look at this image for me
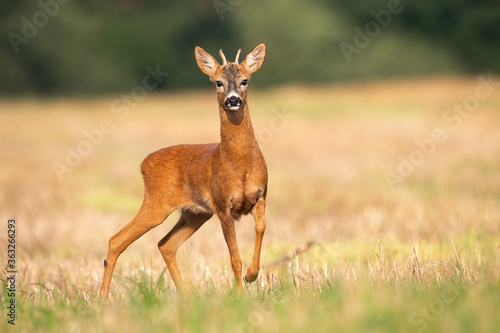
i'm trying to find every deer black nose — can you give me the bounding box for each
[227,95,241,106]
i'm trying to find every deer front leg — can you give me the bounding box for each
[245,198,266,283]
[219,213,243,289]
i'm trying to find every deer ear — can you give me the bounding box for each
[242,44,266,74]
[195,46,219,76]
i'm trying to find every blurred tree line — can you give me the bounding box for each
[1,0,498,95]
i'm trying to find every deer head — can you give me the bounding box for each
[195,44,266,112]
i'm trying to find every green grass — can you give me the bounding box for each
[6,277,500,332]
[3,234,500,332]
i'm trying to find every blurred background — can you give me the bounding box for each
[1,0,500,304]
[1,0,499,95]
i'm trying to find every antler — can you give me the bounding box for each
[235,49,241,64]
[218,48,242,65]
[219,49,227,65]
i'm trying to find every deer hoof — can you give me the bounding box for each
[245,269,258,283]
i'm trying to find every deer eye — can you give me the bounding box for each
[216,80,223,88]
[241,79,248,86]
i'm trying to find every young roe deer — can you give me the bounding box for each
[100,44,268,298]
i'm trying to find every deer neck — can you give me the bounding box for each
[219,103,258,160]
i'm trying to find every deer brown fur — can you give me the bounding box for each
[100,44,268,298]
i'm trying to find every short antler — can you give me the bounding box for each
[217,48,241,65]
[219,49,227,65]
[234,49,241,64]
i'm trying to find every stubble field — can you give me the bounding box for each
[1,77,500,332]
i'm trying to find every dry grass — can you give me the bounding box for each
[1,77,500,331]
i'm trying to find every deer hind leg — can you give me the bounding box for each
[158,210,213,292]
[100,197,175,299]
[245,198,266,283]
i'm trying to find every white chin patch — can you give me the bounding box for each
[228,105,241,111]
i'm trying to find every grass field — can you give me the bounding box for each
[1,77,500,332]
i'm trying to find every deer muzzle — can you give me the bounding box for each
[225,95,242,111]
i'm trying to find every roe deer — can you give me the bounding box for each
[100,44,268,298]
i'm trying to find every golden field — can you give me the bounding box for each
[1,77,500,332]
